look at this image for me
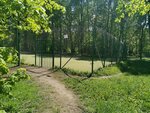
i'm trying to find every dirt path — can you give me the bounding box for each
[25,66,83,113]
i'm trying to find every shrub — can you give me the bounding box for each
[74,47,79,54]
[0,58,9,75]
[0,47,30,112]
[0,68,30,95]
[0,68,30,112]
[0,47,18,63]
[66,47,71,54]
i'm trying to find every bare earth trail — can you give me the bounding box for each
[25,66,83,113]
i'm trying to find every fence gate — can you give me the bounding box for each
[35,38,52,69]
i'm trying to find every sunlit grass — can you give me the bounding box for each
[94,65,121,76]
[21,54,111,72]
[0,80,58,113]
[0,80,40,112]
[64,75,150,113]
[64,59,150,112]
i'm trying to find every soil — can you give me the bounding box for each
[25,66,83,113]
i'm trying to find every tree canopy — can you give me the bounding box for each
[116,0,150,22]
[0,0,65,39]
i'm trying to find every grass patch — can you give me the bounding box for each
[0,80,40,112]
[54,65,121,77]
[64,75,150,113]
[54,66,90,77]
[94,65,121,76]
[0,80,58,113]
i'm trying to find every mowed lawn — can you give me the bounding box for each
[21,54,111,72]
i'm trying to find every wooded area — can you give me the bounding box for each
[1,0,150,67]
[0,0,150,113]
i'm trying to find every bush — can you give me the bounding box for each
[0,110,6,113]
[0,47,30,112]
[0,58,9,75]
[0,68,30,112]
[0,68,30,95]
[66,47,71,54]
[74,47,79,54]
[0,47,18,63]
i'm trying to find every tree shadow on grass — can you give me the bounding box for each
[76,56,114,62]
[117,59,150,76]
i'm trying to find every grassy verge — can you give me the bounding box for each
[0,80,40,112]
[0,80,58,113]
[56,67,90,77]
[94,65,121,76]
[64,75,150,113]
[54,65,121,77]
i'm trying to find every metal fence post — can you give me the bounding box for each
[35,36,37,66]
[60,18,62,69]
[52,20,55,69]
[17,28,21,66]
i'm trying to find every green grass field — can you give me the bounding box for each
[64,75,150,113]
[0,80,58,113]
[21,54,112,72]
[20,55,150,112]
[64,59,150,113]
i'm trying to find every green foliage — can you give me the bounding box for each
[74,47,79,54]
[64,75,150,113]
[0,110,6,113]
[0,47,18,76]
[0,47,30,112]
[0,80,41,113]
[0,58,9,75]
[144,45,150,57]
[0,68,30,95]
[0,0,65,38]
[116,0,150,22]
[0,68,30,112]
[0,47,18,63]
[9,68,30,84]
[66,47,71,54]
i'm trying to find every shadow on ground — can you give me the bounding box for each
[76,56,114,62]
[117,59,150,75]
